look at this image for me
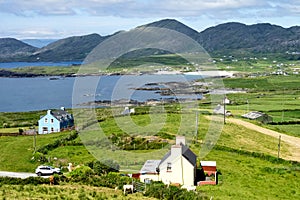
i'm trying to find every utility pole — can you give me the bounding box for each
[33,126,37,154]
[195,111,198,142]
[277,135,281,159]
[223,95,226,124]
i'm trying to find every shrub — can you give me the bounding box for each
[69,166,94,182]
[143,182,206,200]
[87,160,119,175]
[30,152,47,163]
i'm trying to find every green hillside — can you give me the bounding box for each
[0,107,299,199]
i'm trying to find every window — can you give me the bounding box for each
[167,162,172,171]
[44,118,48,123]
[42,127,48,133]
[51,119,54,123]
[51,127,54,132]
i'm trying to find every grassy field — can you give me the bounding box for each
[0,184,155,200]
[203,75,300,137]
[0,108,299,199]
[8,66,80,76]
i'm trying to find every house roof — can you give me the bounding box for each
[159,144,197,167]
[242,111,266,120]
[200,161,216,167]
[52,110,68,119]
[213,105,226,114]
[140,160,161,174]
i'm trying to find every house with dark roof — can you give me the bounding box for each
[38,107,74,134]
[139,136,197,187]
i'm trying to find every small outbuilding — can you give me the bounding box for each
[213,104,232,116]
[198,161,217,186]
[242,111,273,124]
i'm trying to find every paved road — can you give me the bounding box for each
[0,171,39,179]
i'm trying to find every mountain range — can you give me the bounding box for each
[0,19,299,62]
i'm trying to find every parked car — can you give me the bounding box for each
[35,165,61,176]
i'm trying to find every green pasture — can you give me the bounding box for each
[215,57,300,74]
[0,107,299,199]
[8,66,80,76]
[0,184,154,200]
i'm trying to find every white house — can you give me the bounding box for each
[122,107,135,115]
[140,136,197,187]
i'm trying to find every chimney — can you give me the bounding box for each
[175,136,186,146]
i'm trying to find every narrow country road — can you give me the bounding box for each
[227,118,300,162]
[0,171,38,179]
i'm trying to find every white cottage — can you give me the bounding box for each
[140,136,197,187]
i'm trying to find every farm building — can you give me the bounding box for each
[242,111,273,123]
[139,160,161,183]
[213,104,232,116]
[198,161,217,185]
[38,107,74,134]
[140,136,197,187]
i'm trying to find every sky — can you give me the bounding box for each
[0,0,299,39]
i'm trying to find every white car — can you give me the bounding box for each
[35,165,61,176]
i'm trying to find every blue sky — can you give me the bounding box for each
[0,0,299,39]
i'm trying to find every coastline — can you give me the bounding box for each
[0,68,235,78]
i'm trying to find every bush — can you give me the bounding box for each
[0,176,49,185]
[87,160,119,175]
[69,166,94,182]
[30,152,47,163]
[144,182,206,200]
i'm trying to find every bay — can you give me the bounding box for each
[0,61,82,69]
[0,74,203,112]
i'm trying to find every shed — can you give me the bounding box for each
[242,111,273,124]
[198,161,217,186]
[139,160,160,183]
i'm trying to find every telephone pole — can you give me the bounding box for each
[223,95,226,124]
[195,111,198,141]
[277,135,281,159]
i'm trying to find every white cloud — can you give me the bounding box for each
[0,0,299,38]
[0,0,299,18]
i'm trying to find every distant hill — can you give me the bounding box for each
[140,18,200,41]
[22,39,58,48]
[0,19,299,62]
[0,38,38,62]
[30,33,107,61]
[198,22,300,55]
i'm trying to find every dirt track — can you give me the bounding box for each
[227,118,300,162]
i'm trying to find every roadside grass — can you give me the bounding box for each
[216,120,291,158]
[0,127,31,133]
[0,131,72,172]
[0,184,155,200]
[264,124,300,138]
